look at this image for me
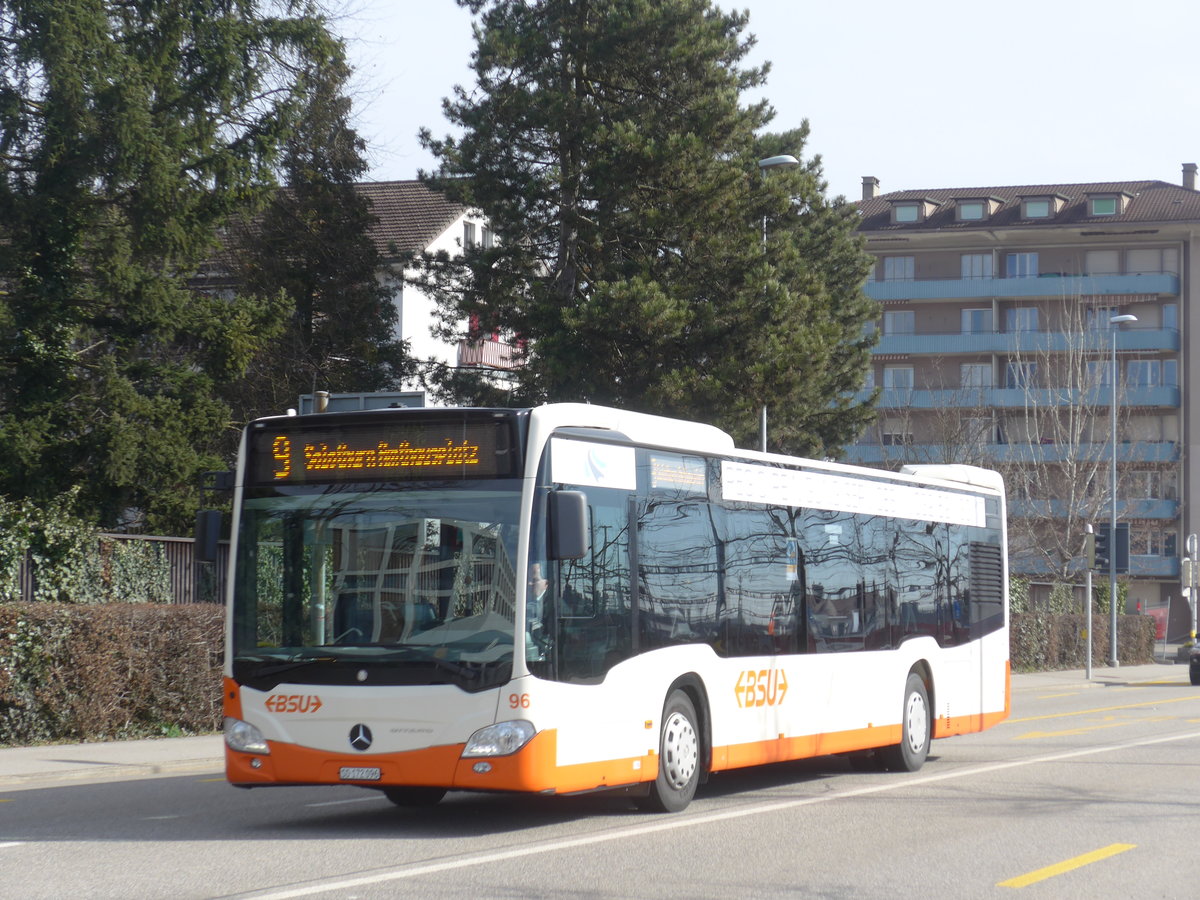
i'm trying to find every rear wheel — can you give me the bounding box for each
[636,690,701,813]
[382,786,446,807]
[880,672,930,772]
[1190,663,1200,687]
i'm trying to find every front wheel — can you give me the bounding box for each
[880,672,930,772]
[636,690,701,813]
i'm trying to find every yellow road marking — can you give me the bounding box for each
[999,843,1135,888]
[1008,694,1197,725]
[197,777,225,783]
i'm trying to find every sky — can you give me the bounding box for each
[333,0,1200,201]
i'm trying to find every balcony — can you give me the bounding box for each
[866,272,1179,303]
[1010,498,1179,521]
[873,327,1178,357]
[841,441,1180,467]
[857,385,1180,410]
[456,338,523,370]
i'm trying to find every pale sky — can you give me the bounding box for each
[335,0,1200,201]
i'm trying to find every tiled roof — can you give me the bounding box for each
[856,179,1200,232]
[356,180,469,258]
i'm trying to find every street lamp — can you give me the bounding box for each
[756,154,800,451]
[1108,313,1137,666]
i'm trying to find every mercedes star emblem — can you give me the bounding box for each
[348,723,373,752]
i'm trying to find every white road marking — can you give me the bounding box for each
[0,842,23,849]
[305,796,384,809]
[234,729,1200,900]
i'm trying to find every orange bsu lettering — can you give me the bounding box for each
[734,669,788,708]
[265,694,323,714]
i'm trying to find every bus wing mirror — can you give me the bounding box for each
[548,490,588,560]
[194,509,223,563]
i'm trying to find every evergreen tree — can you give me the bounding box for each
[418,0,877,455]
[227,51,412,426]
[0,0,344,531]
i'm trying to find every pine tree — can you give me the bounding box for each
[417,0,877,455]
[226,52,412,425]
[0,0,344,531]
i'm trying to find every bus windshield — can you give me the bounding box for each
[231,481,521,693]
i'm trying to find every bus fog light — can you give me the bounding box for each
[250,757,263,769]
[463,720,535,757]
[473,761,493,774]
[224,717,270,755]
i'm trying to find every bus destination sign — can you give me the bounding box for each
[249,417,518,485]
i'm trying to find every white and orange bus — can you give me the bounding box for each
[220,403,1008,812]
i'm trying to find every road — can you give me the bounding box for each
[2,670,1198,899]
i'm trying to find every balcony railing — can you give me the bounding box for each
[873,327,1178,356]
[456,339,523,370]
[841,441,1180,466]
[866,272,1179,302]
[857,385,1180,410]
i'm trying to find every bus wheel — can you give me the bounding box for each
[880,672,930,772]
[382,786,446,807]
[637,691,700,813]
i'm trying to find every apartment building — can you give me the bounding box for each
[849,165,1200,635]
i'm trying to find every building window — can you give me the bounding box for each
[1163,304,1178,330]
[893,204,919,223]
[883,366,914,389]
[882,256,914,281]
[1163,358,1178,387]
[1006,252,1038,278]
[1126,360,1162,388]
[884,310,915,334]
[957,201,985,221]
[481,225,493,249]
[881,431,913,446]
[1005,307,1039,332]
[961,364,993,388]
[1022,199,1051,219]
[464,221,477,248]
[1084,250,1120,275]
[1131,527,1177,558]
[1005,362,1037,389]
[862,368,875,390]
[961,254,992,279]
[961,308,993,334]
[1086,306,1121,330]
[1087,360,1112,387]
[1090,197,1118,216]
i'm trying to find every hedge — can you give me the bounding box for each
[0,603,223,746]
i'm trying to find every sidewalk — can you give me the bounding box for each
[1,655,1194,790]
[0,734,224,789]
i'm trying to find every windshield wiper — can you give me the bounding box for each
[242,656,336,678]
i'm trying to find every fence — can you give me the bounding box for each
[15,534,230,605]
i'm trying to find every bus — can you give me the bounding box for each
[218,403,1009,812]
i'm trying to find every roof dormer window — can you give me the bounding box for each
[1086,191,1132,216]
[958,201,985,221]
[952,196,1001,222]
[889,197,940,225]
[1018,193,1068,220]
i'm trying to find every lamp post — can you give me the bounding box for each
[756,154,800,451]
[1108,313,1137,666]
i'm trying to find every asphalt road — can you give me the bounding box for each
[2,669,1198,899]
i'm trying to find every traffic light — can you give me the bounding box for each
[1094,524,1111,571]
[1085,532,1096,569]
[1092,523,1130,573]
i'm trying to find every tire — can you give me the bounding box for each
[637,690,701,813]
[880,672,931,772]
[1190,664,1200,687]
[382,786,446,807]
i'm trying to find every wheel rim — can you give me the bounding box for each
[661,711,698,790]
[904,689,929,754]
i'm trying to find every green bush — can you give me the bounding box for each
[0,491,173,604]
[1010,611,1155,672]
[0,603,223,745]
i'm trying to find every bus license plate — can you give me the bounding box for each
[339,767,381,781]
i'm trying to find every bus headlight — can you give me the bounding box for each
[224,717,270,755]
[463,720,536,757]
